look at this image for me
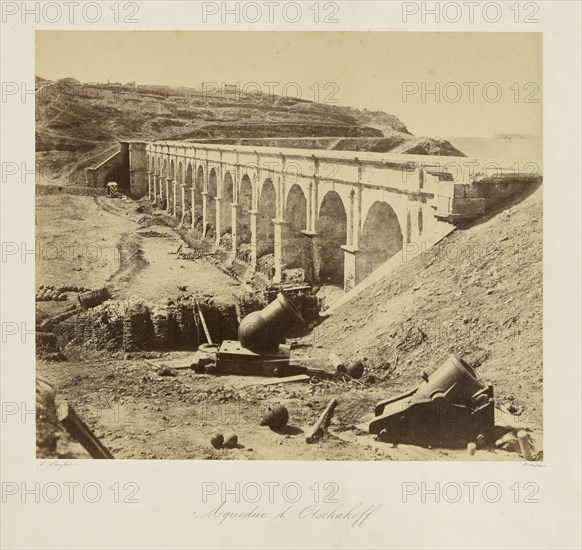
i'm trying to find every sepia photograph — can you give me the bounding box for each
[34,30,543,461]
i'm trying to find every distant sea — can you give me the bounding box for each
[442,135,542,165]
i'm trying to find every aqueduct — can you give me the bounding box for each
[90,140,538,291]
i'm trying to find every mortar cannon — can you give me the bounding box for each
[238,292,305,354]
[369,354,495,446]
[213,293,306,376]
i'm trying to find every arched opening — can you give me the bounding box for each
[170,159,176,212]
[284,184,307,269]
[221,172,234,235]
[237,176,253,261]
[178,161,187,219]
[316,191,347,285]
[206,168,218,235]
[194,165,204,229]
[286,184,307,236]
[257,178,276,258]
[184,163,193,225]
[360,201,403,280]
[161,159,168,208]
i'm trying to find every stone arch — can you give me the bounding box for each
[359,201,404,280]
[221,171,234,235]
[178,161,189,215]
[207,167,218,232]
[161,158,168,207]
[192,165,203,228]
[183,162,193,224]
[169,159,176,212]
[284,184,308,270]
[237,175,253,249]
[316,190,347,285]
[257,178,276,258]
[285,184,307,237]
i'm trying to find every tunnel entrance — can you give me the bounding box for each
[317,191,347,285]
[257,178,276,258]
[360,201,403,279]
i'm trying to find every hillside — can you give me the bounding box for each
[310,182,543,427]
[35,77,464,185]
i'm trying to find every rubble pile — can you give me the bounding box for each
[257,253,275,278]
[238,292,266,319]
[219,232,233,252]
[122,300,149,351]
[138,230,169,238]
[236,243,252,263]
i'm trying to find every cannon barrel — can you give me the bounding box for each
[238,292,305,354]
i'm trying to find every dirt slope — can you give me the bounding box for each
[309,183,543,427]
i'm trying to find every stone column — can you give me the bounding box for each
[249,210,259,271]
[229,203,239,262]
[310,182,319,232]
[147,171,152,200]
[201,191,209,237]
[180,184,186,225]
[341,245,365,292]
[152,174,158,203]
[301,230,320,284]
[172,180,178,217]
[273,218,291,283]
[353,187,361,249]
[214,197,222,247]
[190,187,196,230]
[165,178,170,212]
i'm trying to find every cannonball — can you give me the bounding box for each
[347,360,365,379]
[259,404,289,430]
[210,433,224,449]
[223,433,238,449]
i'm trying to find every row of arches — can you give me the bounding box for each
[149,155,407,285]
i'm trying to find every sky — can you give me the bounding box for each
[36,31,542,138]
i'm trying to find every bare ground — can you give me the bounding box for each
[36,188,542,461]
